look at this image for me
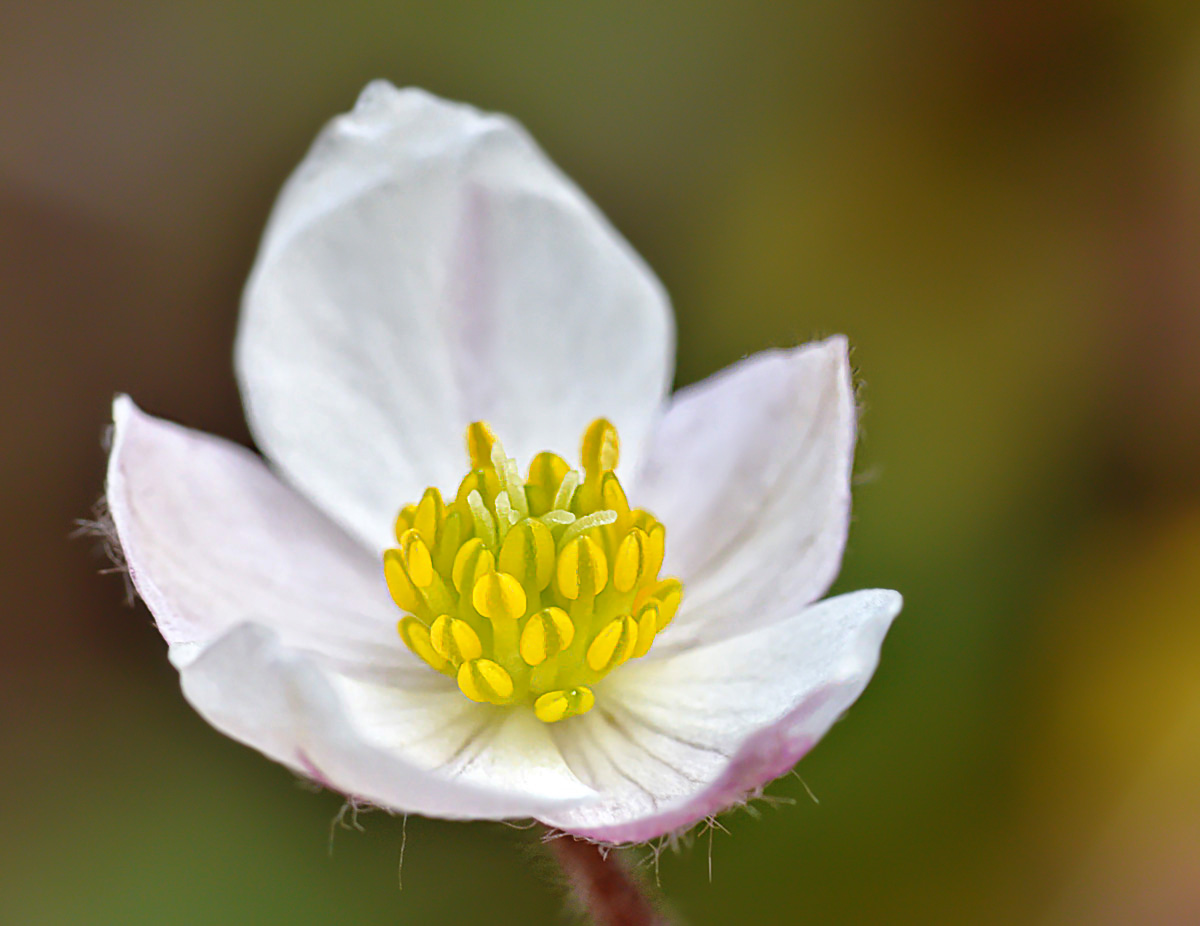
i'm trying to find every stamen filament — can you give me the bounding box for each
[559,509,618,549]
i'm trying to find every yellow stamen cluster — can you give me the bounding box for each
[385,419,682,723]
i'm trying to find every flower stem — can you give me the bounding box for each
[548,834,671,925]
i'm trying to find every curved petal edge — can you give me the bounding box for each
[105,395,417,678]
[538,588,902,843]
[633,336,857,654]
[237,82,675,552]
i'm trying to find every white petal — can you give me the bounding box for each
[238,82,675,553]
[537,589,901,841]
[333,678,596,804]
[179,623,588,818]
[631,337,856,653]
[107,402,593,815]
[106,396,420,683]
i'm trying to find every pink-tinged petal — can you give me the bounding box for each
[106,396,422,683]
[631,337,856,653]
[237,82,674,553]
[179,623,591,818]
[536,589,901,842]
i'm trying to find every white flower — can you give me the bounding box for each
[105,81,901,843]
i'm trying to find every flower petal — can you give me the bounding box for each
[537,589,901,842]
[631,336,856,653]
[109,397,594,815]
[179,623,589,818]
[332,677,597,804]
[106,396,420,683]
[237,82,675,553]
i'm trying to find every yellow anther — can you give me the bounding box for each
[586,615,638,673]
[557,535,608,600]
[397,529,434,588]
[451,537,495,595]
[387,419,683,722]
[519,607,575,666]
[624,511,665,578]
[413,487,445,548]
[433,509,467,577]
[457,658,514,704]
[643,522,666,580]
[655,578,682,628]
[638,577,682,629]
[601,472,631,520]
[393,503,418,544]
[581,417,619,477]
[629,511,662,543]
[534,687,595,723]
[526,451,569,515]
[429,614,483,664]
[398,617,450,673]
[614,528,650,593]
[632,605,658,658]
[498,519,555,591]
[629,510,654,530]
[472,571,527,621]
[456,467,502,509]
[383,548,424,613]
[465,421,498,470]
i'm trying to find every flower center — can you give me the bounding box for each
[384,418,682,723]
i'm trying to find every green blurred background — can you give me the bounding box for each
[3,1,1200,923]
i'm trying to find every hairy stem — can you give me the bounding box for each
[549,834,672,926]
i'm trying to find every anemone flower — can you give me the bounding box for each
[104,81,902,845]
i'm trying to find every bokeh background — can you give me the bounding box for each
[3,2,1200,923]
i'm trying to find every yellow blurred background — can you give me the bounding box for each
[3,2,1199,923]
